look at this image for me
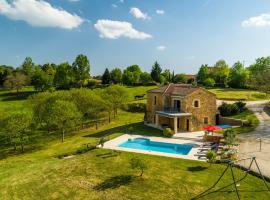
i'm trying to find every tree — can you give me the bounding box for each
[21,57,35,77]
[54,62,74,89]
[140,72,152,85]
[204,78,215,87]
[4,72,29,95]
[31,67,54,91]
[151,61,162,83]
[228,61,249,88]
[110,68,122,84]
[72,54,90,87]
[173,74,188,83]
[248,57,270,96]
[162,69,172,83]
[0,65,13,86]
[2,112,32,152]
[130,157,147,177]
[197,64,209,84]
[212,60,230,87]
[102,68,111,85]
[50,100,81,142]
[122,65,142,85]
[103,85,129,118]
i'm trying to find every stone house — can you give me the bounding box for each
[145,84,217,133]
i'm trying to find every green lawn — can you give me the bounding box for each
[0,86,269,199]
[208,88,269,101]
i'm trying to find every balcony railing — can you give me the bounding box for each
[163,107,182,113]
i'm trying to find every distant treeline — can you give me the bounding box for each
[0,55,270,94]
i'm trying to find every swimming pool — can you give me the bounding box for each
[118,138,193,155]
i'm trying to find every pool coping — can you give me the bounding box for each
[102,134,204,161]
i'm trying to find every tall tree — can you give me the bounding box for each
[151,61,162,83]
[122,65,142,85]
[110,68,122,84]
[102,68,111,85]
[162,69,172,83]
[72,54,90,87]
[31,66,54,91]
[173,74,188,84]
[54,62,74,89]
[197,64,209,84]
[228,61,249,88]
[212,60,230,87]
[21,57,35,77]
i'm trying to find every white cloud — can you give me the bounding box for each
[157,45,166,51]
[156,9,165,15]
[242,14,270,27]
[112,4,117,8]
[119,0,124,3]
[130,7,150,20]
[94,19,152,39]
[68,0,80,2]
[0,0,83,29]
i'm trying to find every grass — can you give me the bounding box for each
[0,117,269,200]
[208,88,269,101]
[0,86,269,199]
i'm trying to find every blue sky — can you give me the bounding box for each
[1,0,270,75]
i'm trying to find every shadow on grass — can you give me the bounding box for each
[93,175,134,191]
[187,166,208,172]
[0,91,37,101]
[84,122,163,138]
[96,151,121,159]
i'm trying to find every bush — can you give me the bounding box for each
[235,101,246,112]
[204,78,215,87]
[224,129,237,148]
[163,128,174,137]
[218,103,240,116]
[206,150,217,164]
[126,103,146,113]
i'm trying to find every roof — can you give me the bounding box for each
[148,83,214,97]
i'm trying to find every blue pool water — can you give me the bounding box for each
[118,138,193,155]
[218,124,232,129]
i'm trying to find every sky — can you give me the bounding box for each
[1,0,270,75]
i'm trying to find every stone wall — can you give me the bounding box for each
[218,116,244,126]
[184,89,217,131]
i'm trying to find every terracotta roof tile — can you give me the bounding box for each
[148,84,200,96]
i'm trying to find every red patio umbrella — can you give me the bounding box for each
[203,125,223,132]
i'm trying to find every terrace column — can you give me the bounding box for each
[174,117,177,134]
[155,114,159,127]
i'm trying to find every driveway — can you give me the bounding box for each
[236,102,270,177]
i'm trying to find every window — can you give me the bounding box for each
[154,96,157,105]
[194,100,200,108]
[204,117,209,124]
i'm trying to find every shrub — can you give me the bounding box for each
[218,103,240,116]
[163,128,174,137]
[204,78,215,87]
[130,157,147,177]
[224,129,237,148]
[206,150,217,164]
[235,101,247,112]
[126,103,146,113]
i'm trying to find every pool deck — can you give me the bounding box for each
[103,131,205,160]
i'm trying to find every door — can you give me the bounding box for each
[186,119,190,131]
[174,100,181,112]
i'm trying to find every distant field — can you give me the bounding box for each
[208,88,269,101]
